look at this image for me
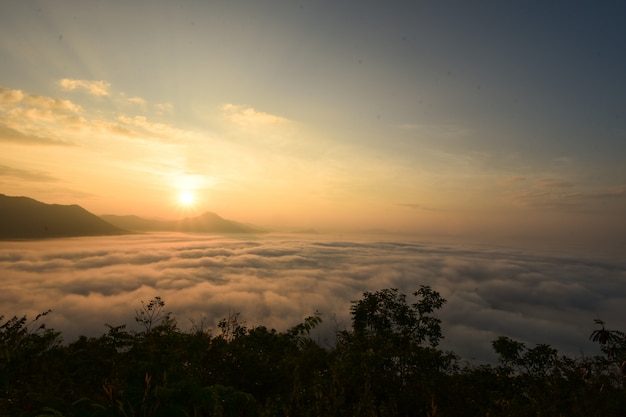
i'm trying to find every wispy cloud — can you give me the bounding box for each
[0,87,25,104]
[127,96,146,106]
[0,125,70,145]
[23,94,84,113]
[510,184,626,211]
[1,86,83,114]
[222,104,288,126]
[0,86,83,145]
[536,178,576,189]
[90,119,139,138]
[398,203,441,212]
[154,102,173,115]
[1,234,623,363]
[59,79,111,96]
[0,82,207,206]
[589,185,626,199]
[0,84,193,146]
[116,115,194,142]
[497,171,625,213]
[0,164,57,182]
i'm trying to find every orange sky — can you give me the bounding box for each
[1,1,625,251]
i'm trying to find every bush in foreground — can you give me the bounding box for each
[1,287,624,416]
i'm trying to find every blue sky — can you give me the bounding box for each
[1,1,625,249]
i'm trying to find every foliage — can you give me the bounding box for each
[331,287,456,416]
[0,292,624,417]
[0,311,63,415]
[349,286,446,347]
[590,319,626,376]
[134,296,175,333]
[217,310,247,342]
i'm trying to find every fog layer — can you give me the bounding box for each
[1,233,624,362]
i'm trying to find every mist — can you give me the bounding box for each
[1,233,624,363]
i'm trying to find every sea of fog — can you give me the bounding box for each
[1,232,624,363]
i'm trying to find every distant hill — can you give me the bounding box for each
[101,212,264,234]
[0,194,127,239]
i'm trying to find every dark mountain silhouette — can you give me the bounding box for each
[0,194,127,239]
[101,212,264,234]
[98,214,165,232]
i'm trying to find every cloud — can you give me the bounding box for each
[0,86,85,145]
[1,234,623,364]
[154,102,173,115]
[222,104,288,126]
[90,119,140,138]
[0,85,194,146]
[23,94,84,113]
[398,203,441,212]
[499,173,625,212]
[536,178,575,189]
[589,185,626,200]
[0,86,83,115]
[127,96,146,106]
[0,125,71,145]
[0,164,57,182]
[116,115,194,142]
[0,86,25,104]
[59,79,111,96]
[511,185,626,211]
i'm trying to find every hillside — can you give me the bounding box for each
[0,194,127,239]
[101,212,264,234]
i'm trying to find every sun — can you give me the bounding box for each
[178,190,195,207]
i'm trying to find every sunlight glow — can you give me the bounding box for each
[178,190,195,207]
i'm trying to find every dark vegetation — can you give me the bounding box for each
[1,287,624,416]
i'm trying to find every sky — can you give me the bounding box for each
[1,0,626,249]
[1,233,624,363]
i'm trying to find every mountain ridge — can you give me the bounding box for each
[101,212,265,234]
[0,194,127,239]
[0,194,265,239]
